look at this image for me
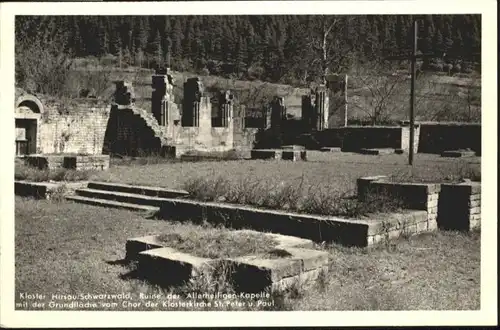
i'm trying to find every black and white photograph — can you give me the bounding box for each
[0,1,497,327]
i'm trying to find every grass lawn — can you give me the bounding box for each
[93,152,481,195]
[15,197,480,311]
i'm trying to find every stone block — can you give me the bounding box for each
[468,214,481,221]
[427,193,439,202]
[320,147,341,152]
[427,206,438,214]
[468,200,481,208]
[426,199,439,208]
[282,247,329,271]
[427,213,438,221]
[441,150,476,158]
[250,149,282,160]
[229,256,303,289]
[137,247,216,286]
[403,224,418,235]
[469,206,481,215]
[282,150,307,161]
[416,221,428,232]
[469,194,481,201]
[271,266,329,292]
[125,235,164,260]
[281,145,305,150]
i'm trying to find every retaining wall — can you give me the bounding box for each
[438,182,481,230]
[357,175,481,231]
[417,122,481,154]
[156,197,430,247]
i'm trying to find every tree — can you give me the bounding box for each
[309,16,357,84]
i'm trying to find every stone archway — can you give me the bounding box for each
[15,94,44,156]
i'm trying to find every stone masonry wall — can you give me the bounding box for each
[38,100,110,155]
[308,126,420,152]
[357,176,440,231]
[438,182,481,230]
[417,123,481,154]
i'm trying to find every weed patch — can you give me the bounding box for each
[15,163,93,182]
[155,225,279,259]
[182,174,404,218]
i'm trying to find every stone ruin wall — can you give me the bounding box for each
[16,72,480,158]
[15,92,110,155]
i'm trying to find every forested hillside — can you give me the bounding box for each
[16,15,481,85]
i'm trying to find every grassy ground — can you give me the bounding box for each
[94,152,481,196]
[15,162,93,182]
[15,197,480,311]
[155,226,278,259]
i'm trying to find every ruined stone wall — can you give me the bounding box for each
[103,105,163,157]
[417,122,481,154]
[38,100,110,155]
[307,126,419,152]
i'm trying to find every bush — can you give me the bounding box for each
[247,65,265,81]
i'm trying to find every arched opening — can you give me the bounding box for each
[18,100,41,113]
[15,95,44,156]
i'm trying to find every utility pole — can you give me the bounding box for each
[384,18,424,166]
[384,18,480,166]
[409,19,417,166]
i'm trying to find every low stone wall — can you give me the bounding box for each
[306,126,420,153]
[250,149,306,161]
[24,154,110,171]
[25,155,65,170]
[357,175,481,231]
[418,122,481,154]
[156,197,430,247]
[250,149,282,160]
[357,176,440,231]
[63,155,110,170]
[15,180,88,199]
[438,182,481,231]
[126,231,329,292]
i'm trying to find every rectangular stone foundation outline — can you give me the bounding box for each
[125,232,330,293]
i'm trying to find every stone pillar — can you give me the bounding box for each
[326,74,348,127]
[264,105,272,129]
[192,102,200,127]
[182,77,204,127]
[113,81,135,106]
[151,71,175,126]
[219,90,234,127]
[314,87,329,131]
[301,94,315,130]
[151,75,167,126]
[270,96,286,129]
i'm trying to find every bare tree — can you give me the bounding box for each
[351,63,408,124]
[309,16,356,85]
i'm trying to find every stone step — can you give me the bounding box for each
[357,148,396,155]
[76,188,186,207]
[66,195,160,213]
[87,181,188,198]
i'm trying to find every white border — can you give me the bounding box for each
[1,1,497,327]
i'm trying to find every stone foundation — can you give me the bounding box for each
[357,176,481,232]
[126,231,329,292]
[438,182,481,230]
[24,154,110,171]
[15,180,88,199]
